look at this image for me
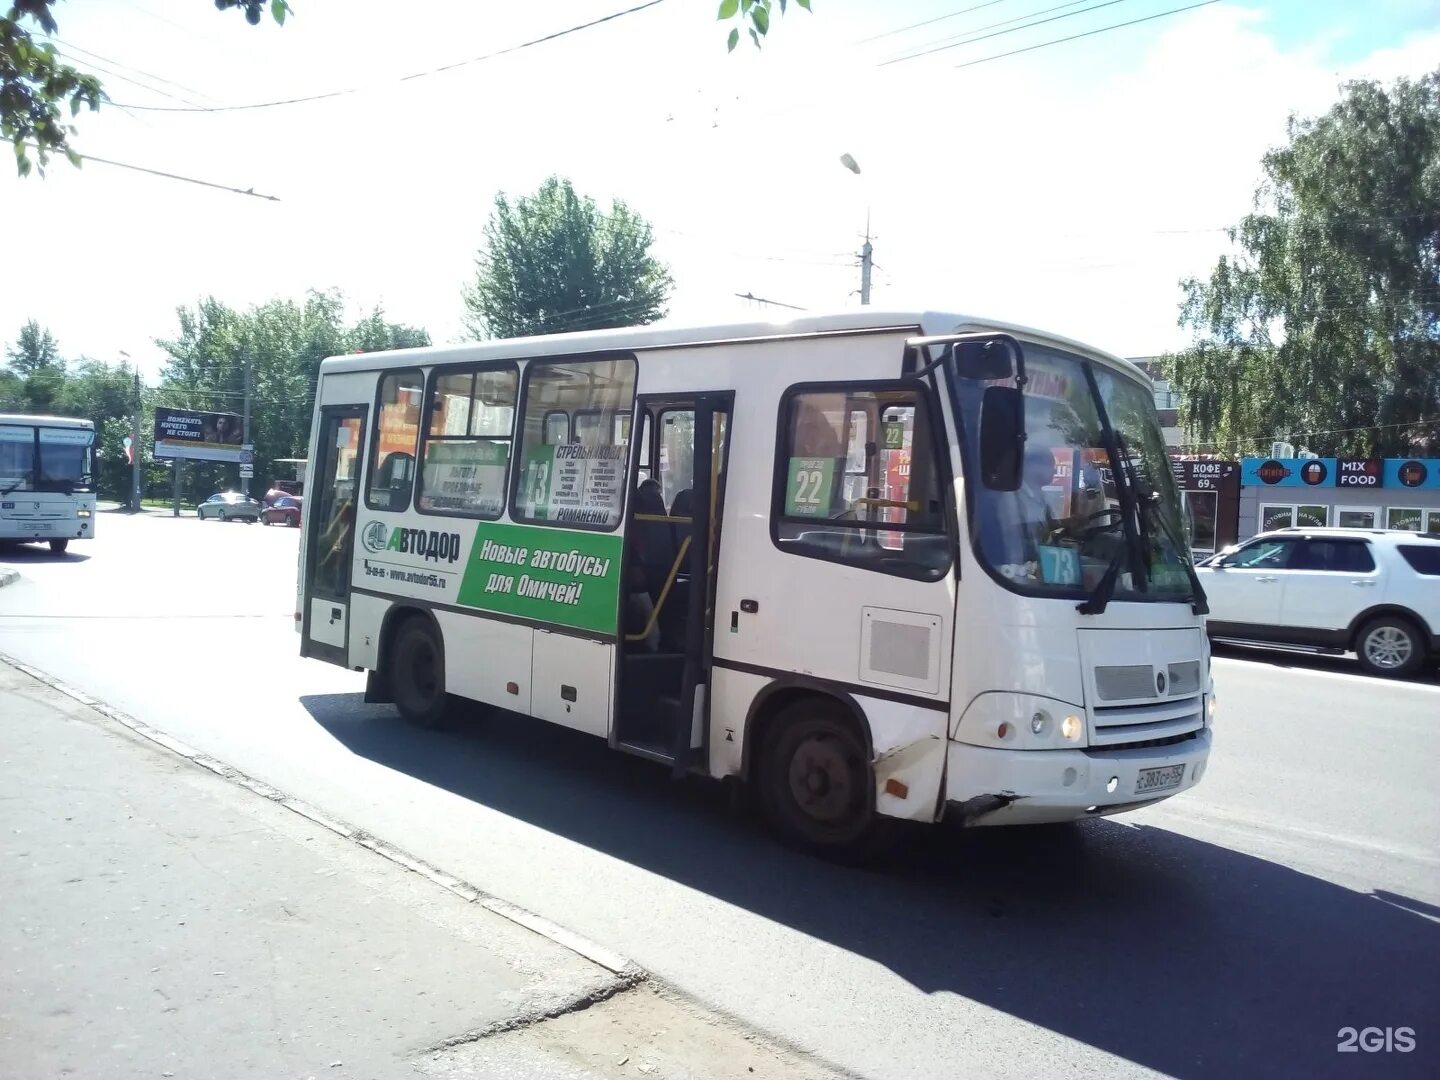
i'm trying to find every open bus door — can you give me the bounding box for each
[300,407,366,665]
[615,393,732,770]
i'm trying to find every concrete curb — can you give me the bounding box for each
[0,566,17,589]
[0,651,639,980]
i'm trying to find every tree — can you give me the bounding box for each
[2,1,286,176]
[156,291,427,498]
[463,175,672,340]
[4,318,62,375]
[717,0,812,52]
[1167,70,1440,458]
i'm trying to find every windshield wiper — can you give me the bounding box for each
[1134,484,1210,615]
[1077,545,1127,615]
[1,479,27,497]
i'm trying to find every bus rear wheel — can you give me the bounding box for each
[759,701,876,858]
[49,538,69,554]
[388,616,451,729]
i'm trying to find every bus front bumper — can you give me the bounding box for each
[943,729,1211,826]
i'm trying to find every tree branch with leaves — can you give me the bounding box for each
[718,0,812,53]
[1,0,288,176]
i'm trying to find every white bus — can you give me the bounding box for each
[296,311,1213,854]
[0,413,97,554]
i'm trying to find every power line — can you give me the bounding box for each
[54,38,215,101]
[109,0,668,114]
[57,52,206,109]
[856,0,1016,44]
[881,0,1135,66]
[61,149,281,201]
[955,0,1223,69]
[882,0,1094,64]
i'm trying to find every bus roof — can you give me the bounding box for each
[0,413,95,428]
[317,309,1146,383]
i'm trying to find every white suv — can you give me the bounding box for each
[1195,528,1440,677]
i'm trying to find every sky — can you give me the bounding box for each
[2,0,1438,383]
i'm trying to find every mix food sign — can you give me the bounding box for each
[1241,457,1440,490]
[153,408,247,463]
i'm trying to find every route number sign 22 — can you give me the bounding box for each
[785,457,836,517]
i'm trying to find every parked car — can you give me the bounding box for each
[197,492,261,523]
[260,495,303,527]
[1195,527,1440,677]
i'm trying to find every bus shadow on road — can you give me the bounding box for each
[0,545,91,564]
[304,692,1439,1080]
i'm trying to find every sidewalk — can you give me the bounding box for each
[0,661,839,1080]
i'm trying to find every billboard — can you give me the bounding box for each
[153,407,246,463]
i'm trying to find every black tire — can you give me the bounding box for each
[758,700,876,858]
[388,616,451,729]
[1355,615,1426,678]
[49,538,69,554]
[218,510,227,522]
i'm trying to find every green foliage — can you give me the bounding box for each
[718,0,811,52]
[4,318,62,375]
[156,291,428,498]
[1,1,103,176]
[213,0,290,27]
[2,1,287,177]
[1168,69,1440,457]
[462,175,672,340]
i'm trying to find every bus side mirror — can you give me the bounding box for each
[954,340,1018,381]
[979,385,1025,491]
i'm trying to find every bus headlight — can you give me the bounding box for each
[1205,694,1216,728]
[77,508,92,518]
[955,693,1088,750]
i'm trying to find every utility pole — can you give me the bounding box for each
[859,215,873,306]
[241,356,252,498]
[130,366,142,512]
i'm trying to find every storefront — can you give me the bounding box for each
[1170,459,1240,558]
[1238,457,1440,540]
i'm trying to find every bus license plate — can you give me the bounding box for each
[30,522,52,532]
[1135,764,1185,795]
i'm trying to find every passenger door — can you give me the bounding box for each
[300,407,366,665]
[1279,538,1379,634]
[1204,536,1298,629]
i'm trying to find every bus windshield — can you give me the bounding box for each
[950,345,1194,603]
[0,424,95,493]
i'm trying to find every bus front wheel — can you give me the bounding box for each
[759,701,876,858]
[388,616,451,729]
[49,538,69,554]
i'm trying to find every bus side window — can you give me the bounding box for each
[366,370,424,513]
[773,385,950,580]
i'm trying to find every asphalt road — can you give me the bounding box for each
[2,512,1437,1079]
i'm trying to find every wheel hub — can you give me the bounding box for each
[1364,626,1411,669]
[788,735,855,823]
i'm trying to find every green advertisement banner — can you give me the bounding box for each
[456,521,623,634]
[784,456,836,517]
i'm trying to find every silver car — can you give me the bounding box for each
[197,491,261,523]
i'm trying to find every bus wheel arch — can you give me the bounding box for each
[383,607,452,728]
[743,683,878,854]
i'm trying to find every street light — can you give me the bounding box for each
[839,153,861,175]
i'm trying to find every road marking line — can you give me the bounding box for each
[0,649,638,979]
